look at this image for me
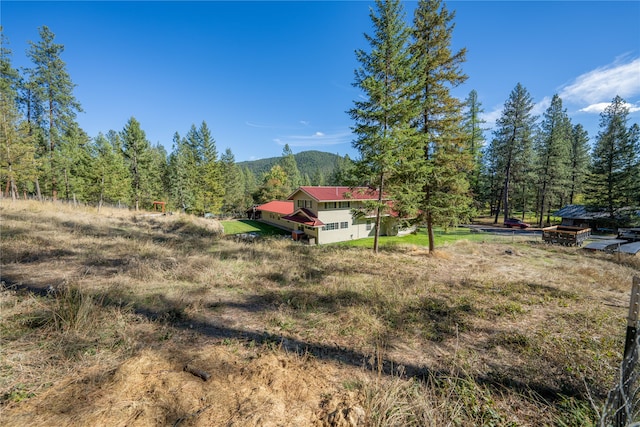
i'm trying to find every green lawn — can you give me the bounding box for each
[221,219,290,236]
[335,227,528,248]
[222,220,532,248]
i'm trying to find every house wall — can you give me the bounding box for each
[258,211,293,231]
[316,202,378,244]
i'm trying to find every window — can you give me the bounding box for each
[322,222,339,231]
[366,220,372,231]
[297,199,313,209]
[339,201,350,208]
[325,202,337,209]
[340,222,349,229]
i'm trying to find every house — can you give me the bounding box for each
[249,200,294,229]
[554,205,640,231]
[553,205,608,229]
[254,186,411,245]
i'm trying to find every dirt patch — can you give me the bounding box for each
[1,340,365,427]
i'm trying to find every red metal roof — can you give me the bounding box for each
[282,208,325,227]
[256,200,294,215]
[290,186,383,202]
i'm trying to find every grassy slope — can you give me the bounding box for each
[1,200,638,426]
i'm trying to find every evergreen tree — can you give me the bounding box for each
[411,0,471,252]
[490,83,536,223]
[195,121,224,214]
[1,30,36,200]
[26,26,82,200]
[57,122,91,202]
[462,89,486,200]
[168,132,193,212]
[349,0,415,253]
[278,143,302,191]
[568,124,590,205]
[220,148,244,216]
[146,143,168,207]
[87,131,131,210]
[121,117,152,211]
[242,166,257,208]
[587,96,640,216]
[327,154,357,186]
[534,94,572,226]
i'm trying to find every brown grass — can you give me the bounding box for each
[1,199,638,425]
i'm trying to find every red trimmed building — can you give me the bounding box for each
[252,186,411,244]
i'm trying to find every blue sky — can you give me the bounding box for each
[2,1,639,162]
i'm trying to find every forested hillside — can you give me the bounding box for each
[238,150,342,183]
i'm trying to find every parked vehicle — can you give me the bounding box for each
[504,218,530,229]
[542,225,591,246]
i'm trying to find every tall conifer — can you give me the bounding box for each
[587,96,640,216]
[568,124,590,205]
[410,0,471,252]
[349,0,414,253]
[26,26,82,200]
[534,94,572,225]
[490,83,536,223]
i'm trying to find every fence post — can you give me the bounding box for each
[615,276,640,426]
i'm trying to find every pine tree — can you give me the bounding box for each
[220,148,244,216]
[88,131,131,210]
[587,96,640,216]
[462,89,486,200]
[146,143,168,207]
[121,117,152,211]
[168,132,193,212]
[241,166,258,209]
[534,94,572,226]
[1,30,36,200]
[278,143,302,191]
[195,121,224,215]
[349,0,415,253]
[411,0,471,252]
[57,122,91,202]
[568,124,590,205]
[26,26,82,200]
[490,83,536,223]
[328,154,357,186]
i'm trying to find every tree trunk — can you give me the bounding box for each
[493,188,503,224]
[35,177,42,201]
[427,211,435,253]
[373,172,384,254]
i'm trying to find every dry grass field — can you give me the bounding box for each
[1,199,638,426]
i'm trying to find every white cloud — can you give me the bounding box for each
[274,130,352,147]
[579,101,640,114]
[559,56,640,107]
[480,106,502,128]
[299,120,309,126]
[532,96,552,117]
